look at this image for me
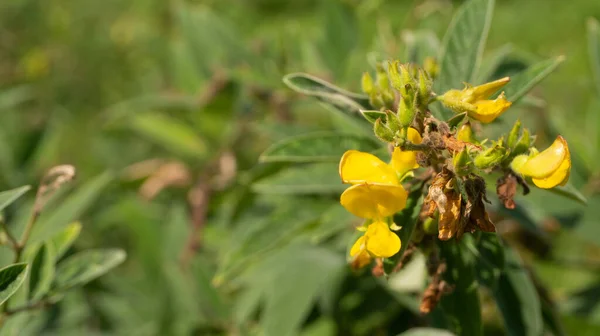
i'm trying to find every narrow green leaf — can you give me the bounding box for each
[437,238,483,336]
[260,132,380,163]
[396,328,456,336]
[503,56,565,104]
[0,85,32,111]
[48,222,82,260]
[493,246,543,336]
[28,172,113,245]
[252,163,344,194]
[283,73,370,112]
[127,111,208,159]
[29,243,56,300]
[360,110,386,124]
[587,18,600,96]
[435,0,494,119]
[0,263,28,305]
[53,249,126,291]
[544,183,587,205]
[0,185,31,212]
[299,318,336,336]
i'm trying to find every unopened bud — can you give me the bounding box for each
[385,110,401,134]
[474,146,506,169]
[507,120,522,149]
[423,217,438,235]
[456,122,478,144]
[397,97,416,128]
[361,72,375,95]
[423,57,439,79]
[376,64,390,91]
[369,93,385,110]
[399,64,416,98]
[453,148,472,176]
[512,128,531,157]
[374,118,394,143]
[417,68,432,108]
[388,61,403,91]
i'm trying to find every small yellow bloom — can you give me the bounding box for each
[350,221,401,260]
[391,128,423,176]
[511,136,571,189]
[339,149,410,218]
[440,77,512,123]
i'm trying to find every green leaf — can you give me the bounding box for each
[127,111,208,159]
[437,238,483,336]
[28,172,113,245]
[0,263,28,305]
[252,163,344,194]
[260,132,380,163]
[53,249,126,291]
[434,0,494,119]
[396,328,456,336]
[0,185,31,212]
[587,18,600,96]
[493,246,543,336]
[476,44,514,83]
[472,232,505,289]
[544,183,587,205]
[283,73,370,113]
[503,56,565,104]
[319,0,358,78]
[360,110,386,124]
[299,318,336,336]
[29,243,56,300]
[48,222,82,260]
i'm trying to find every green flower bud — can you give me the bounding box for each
[361,72,375,95]
[456,122,478,144]
[388,61,403,91]
[399,64,416,98]
[512,128,531,157]
[474,146,506,169]
[369,92,385,110]
[397,97,416,128]
[417,68,432,108]
[376,64,390,91]
[423,56,439,79]
[423,217,438,235]
[453,148,472,176]
[507,119,522,149]
[385,110,401,134]
[373,118,394,143]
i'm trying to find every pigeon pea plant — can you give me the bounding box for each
[0,166,125,331]
[258,0,587,334]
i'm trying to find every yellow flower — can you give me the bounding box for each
[511,136,571,189]
[350,221,401,261]
[440,77,512,123]
[339,148,412,219]
[391,128,423,176]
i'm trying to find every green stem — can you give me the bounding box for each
[0,220,19,251]
[14,211,40,262]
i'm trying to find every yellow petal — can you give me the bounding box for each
[531,140,571,188]
[364,221,401,258]
[466,77,510,102]
[350,249,372,270]
[340,183,408,219]
[339,150,398,185]
[391,128,422,175]
[350,236,366,257]
[521,136,568,179]
[469,93,512,123]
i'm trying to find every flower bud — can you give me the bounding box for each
[397,97,416,128]
[453,148,472,176]
[374,118,394,143]
[423,217,438,235]
[456,122,478,144]
[376,64,390,91]
[361,72,375,95]
[369,93,385,110]
[423,57,438,79]
[474,146,506,169]
[399,64,416,99]
[417,68,432,108]
[507,119,522,149]
[388,61,403,91]
[385,110,401,134]
[511,128,531,157]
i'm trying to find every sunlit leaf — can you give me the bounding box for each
[53,249,126,291]
[503,56,565,104]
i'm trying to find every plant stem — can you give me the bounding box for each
[0,220,19,251]
[14,211,40,262]
[400,141,431,151]
[2,299,50,317]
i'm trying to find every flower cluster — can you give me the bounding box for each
[337,61,572,271]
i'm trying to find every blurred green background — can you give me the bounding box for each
[1,0,600,335]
